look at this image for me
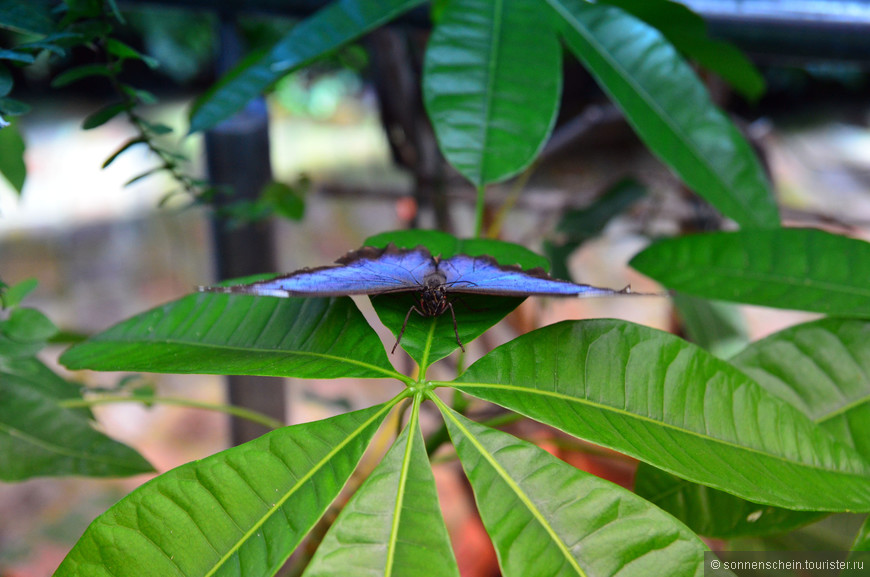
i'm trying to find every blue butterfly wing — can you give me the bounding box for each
[440,255,629,297]
[201,247,435,297]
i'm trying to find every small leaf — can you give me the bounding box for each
[60,292,400,380]
[189,0,425,133]
[633,462,825,539]
[0,63,12,97]
[261,180,305,221]
[672,293,748,359]
[54,403,394,576]
[303,404,459,577]
[102,136,147,168]
[548,0,778,228]
[0,363,153,481]
[631,229,870,316]
[545,178,645,280]
[106,38,158,68]
[139,119,172,135]
[0,96,31,115]
[423,0,562,185]
[0,0,56,35]
[0,277,38,308]
[51,64,113,88]
[2,307,57,343]
[452,319,870,511]
[440,404,712,577]
[82,101,130,130]
[0,49,35,63]
[0,116,26,193]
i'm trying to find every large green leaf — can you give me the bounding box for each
[54,403,394,577]
[423,0,561,185]
[451,320,870,511]
[548,0,778,229]
[363,230,543,366]
[303,397,458,577]
[598,0,764,100]
[631,229,870,317]
[731,318,870,461]
[0,0,56,35]
[188,0,425,133]
[60,293,401,381]
[633,463,825,539]
[0,361,152,481]
[438,402,712,577]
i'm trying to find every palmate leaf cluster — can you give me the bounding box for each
[1,0,869,575]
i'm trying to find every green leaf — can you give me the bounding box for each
[0,96,31,115]
[54,403,394,576]
[51,64,113,88]
[597,0,764,100]
[439,402,711,576]
[452,320,870,511]
[106,38,159,68]
[0,48,35,63]
[0,277,38,308]
[547,0,778,229]
[303,399,458,577]
[731,318,870,461]
[364,229,550,270]
[188,0,425,133]
[101,136,146,168]
[0,362,152,481]
[545,178,645,280]
[2,306,57,342]
[423,0,561,185]
[633,462,825,539]
[852,516,870,551]
[631,229,870,316]
[0,63,11,97]
[0,116,25,193]
[672,293,748,359]
[363,230,544,365]
[60,292,401,380]
[82,101,130,130]
[261,180,305,221]
[0,0,56,35]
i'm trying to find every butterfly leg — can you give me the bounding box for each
[392,304,424,354]
[446,301,465,352]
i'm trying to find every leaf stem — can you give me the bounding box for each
[59,395,285,430]
[473,184,487,238]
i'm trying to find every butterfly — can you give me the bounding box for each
[198,244,634,353]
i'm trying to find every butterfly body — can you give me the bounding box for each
[199,244,636,353]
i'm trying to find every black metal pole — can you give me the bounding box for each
[206,15,286,444]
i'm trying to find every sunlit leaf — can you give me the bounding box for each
[633,463,825,539]
[189,0,425,133]
[54,404,393,576]
[548,0,778,228]
[631,229,870,316]
[452,319,870,511]
[423,0,561,185]
[731,317,870,461]
[60,292,400,380]
[440,404,711,576]
[0,360,152,481]
[303,405,458,577]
